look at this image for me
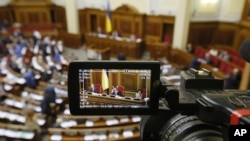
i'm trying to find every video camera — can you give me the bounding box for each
[67,61,250,141]
[141,67,250,141]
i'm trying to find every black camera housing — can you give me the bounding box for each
[141,68,250,141]
[68,61,160,115]
[165,68,250,125]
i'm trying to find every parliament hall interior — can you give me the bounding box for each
[0,0,250,140]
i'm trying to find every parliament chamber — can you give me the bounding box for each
[0,0,250,141]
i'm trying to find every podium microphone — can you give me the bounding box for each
[240,39,250,63]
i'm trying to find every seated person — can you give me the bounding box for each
[190,58,201,70]
[203,52,213,65]
[110,86,122,97]
[135,89,142,100]
[117,52,126,60]
[218,51,230,61]
[224,68,242,89]
[24,67,37,89]
[89,84,98,93]
[186,43,194,54]
[209,48,218,56]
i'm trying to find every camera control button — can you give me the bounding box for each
[227,97,246,108]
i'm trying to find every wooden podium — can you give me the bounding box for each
[87,45,111,60]
[85,34,144,60]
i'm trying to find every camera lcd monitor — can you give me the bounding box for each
[68,61,160,115]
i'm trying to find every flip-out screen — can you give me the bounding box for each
[68,61,160,115]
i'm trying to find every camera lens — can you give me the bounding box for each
[160,114,223,141]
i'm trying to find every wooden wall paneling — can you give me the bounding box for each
[11,0,51,6]
[52,5,66,30]
[113,17,118,31]
[78,9,87,34]
[212,30,235,45]
[211,22,237,46]
[233,28,250,51]
[98,12,106,33]
[119,15,133,37]
[161,15,175,43]
[120,72,137,92]
[80,8,93,34]
[84,8,102,33]
[112,4,143,37]
[89,12,97,33]
[134,15,144,38]
[91,70,102,86]
[13,7,52,24]
[134,16,141,37]
[11,0,52,24]
[110,71,119,88]
[0,6,14,23]
[188,22,217,46]
[144,15,163,43]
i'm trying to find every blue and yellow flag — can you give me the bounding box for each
[102,69,109,90]
[105,0,112,33]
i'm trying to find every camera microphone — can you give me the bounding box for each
[239,39,250,63]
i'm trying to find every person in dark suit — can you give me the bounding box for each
[40,85,56,127]
[110,86,122,96]
[224,68,242,89]
[117,52,126,60]
[190,58,201,70]
[89,83,98,93]
[24,68,37,89]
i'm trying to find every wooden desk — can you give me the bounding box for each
[87,45,111,60]
[85,33,144,60]
[80,93,145,106]
[146,42,171,60]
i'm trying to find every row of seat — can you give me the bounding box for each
[194,45,245,75]
[0,106,46,127]
[0,80,142,141]
[0,122,37,141]
[48,123,140,141]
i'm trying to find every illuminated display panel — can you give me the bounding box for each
[67,61,160,115]
[78,69,151,109]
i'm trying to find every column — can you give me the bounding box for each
[240,63,250,90]
[172,0,192,50]
[65,0,79,34]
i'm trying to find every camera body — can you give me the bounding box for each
[141,68,250,141]
[67,61,250,141]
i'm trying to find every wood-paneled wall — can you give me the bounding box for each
[79,4,145,38]
[11,0,52,24]
[144,15,175,44]
[90,70,150,97]
[51,5,67,30]
[187,20,250,52]
[0,6,14,23]
[188,22,217,46]
[2,1,250,53]
[112,4,144,38]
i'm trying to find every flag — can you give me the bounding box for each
[102,69,109,90]
[105,0,112,33]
